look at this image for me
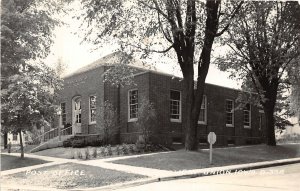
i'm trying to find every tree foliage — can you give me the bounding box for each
[76,0,242,150]
[1,0,63,78]
[99,100,119,144]
[134,97,157,144]
[1,0,64,157]
[216,1,300,145]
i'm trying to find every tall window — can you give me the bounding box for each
[259,111,264,131]
[89,96,96,124]
[170,90,181,122]
[244,103,251,128]
[198,95,207,124]
[74,97,81,123]
[13,134,17,141]
[128,90,138,121]
[60,103,66,126]
[226,100,234,126]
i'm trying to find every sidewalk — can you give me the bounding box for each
[2,145,300,191]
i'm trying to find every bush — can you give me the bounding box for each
[92,148,97,158]
[121,144,128,155]
[115,145,121,155]
[107,145,113,156]
[89,138,103,147]
[76,150,83,159]
[72,139,86,148]
[63,138,73,147]
[99,147,105,157]
[84,148,90,160]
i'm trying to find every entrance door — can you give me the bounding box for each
[73,97,82,134]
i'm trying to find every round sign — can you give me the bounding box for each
[207,132,216,144]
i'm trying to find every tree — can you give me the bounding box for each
[216,1,300,146]
[1,65,62,158]
[99,101,119,145]
[54,57,68,78]
[1,0,63,157]
[134,97,157,144]
[1,0,63,79]
[77,0,243,150]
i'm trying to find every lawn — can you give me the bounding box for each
[111,144,300,171]
[1,162,146,189]
[1,154,49,171]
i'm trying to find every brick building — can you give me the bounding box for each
[58,52,265,146]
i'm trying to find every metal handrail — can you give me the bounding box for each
[35,125,73,143]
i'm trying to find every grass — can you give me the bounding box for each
[1,154,48,171]
[1,162,146,189]
[32,147,75,159]
[111,143,300,171]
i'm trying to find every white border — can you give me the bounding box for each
[128,89,138,122]
[170,89,182,123]
[89,95,97,125]
[198,95,207,125]
[225,99,234,127]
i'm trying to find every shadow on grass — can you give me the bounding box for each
[111,144,300,171]
[1,154,49,171]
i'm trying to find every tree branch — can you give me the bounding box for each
[215,1,243,37]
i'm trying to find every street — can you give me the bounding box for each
[118,163,300,191]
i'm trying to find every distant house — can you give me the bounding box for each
[57,52,265,146]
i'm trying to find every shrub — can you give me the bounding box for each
[72,139,85,148]
[116,145,121,155]
[63,139,73,147]
[92,148,97,158]
[121,144,128,155]
[128,144,134,153]
[76,150,83,159]
[136,139,146,153]
[99,147,105,157]
[107,145,113,156]
[84,148,90,160]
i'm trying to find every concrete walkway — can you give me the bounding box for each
[2,151,300,191]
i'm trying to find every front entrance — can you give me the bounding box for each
[72,96,82,135]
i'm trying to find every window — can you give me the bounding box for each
[198,95,207,124]
[60,103,66,126]
[74,97,81,123]
[259,111,264,131]
[243,103,251,128]
[89,96,96,124]
[13,134,17,141]
[226,100,234,127]
[170,90,181,122]
[128,90,138,121]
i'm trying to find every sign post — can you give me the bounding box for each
[207,132,216,164]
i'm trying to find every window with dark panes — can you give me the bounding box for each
[129,90,138,120]
[170,90,181,121]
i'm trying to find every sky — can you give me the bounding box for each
[45,4,241,90]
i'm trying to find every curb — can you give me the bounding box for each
[82,157,300,191]
[158,157,300,182]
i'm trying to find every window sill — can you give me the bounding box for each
[170,119,181,123]
[128,118,138,122]
[198,121,207,125]
[89,122,96,125]
[244,126,251,129]
[226,124,234,127]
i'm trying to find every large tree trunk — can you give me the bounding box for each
[19,130,24,158]
[183,0,220,151]
[184,71,199,151]
[264,106,276,146]
[262,87,278,146]
[4,132,8,149]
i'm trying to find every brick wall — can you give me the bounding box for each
[119,71,265,145]
[59,66,265,146]
[59,66,105,135]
